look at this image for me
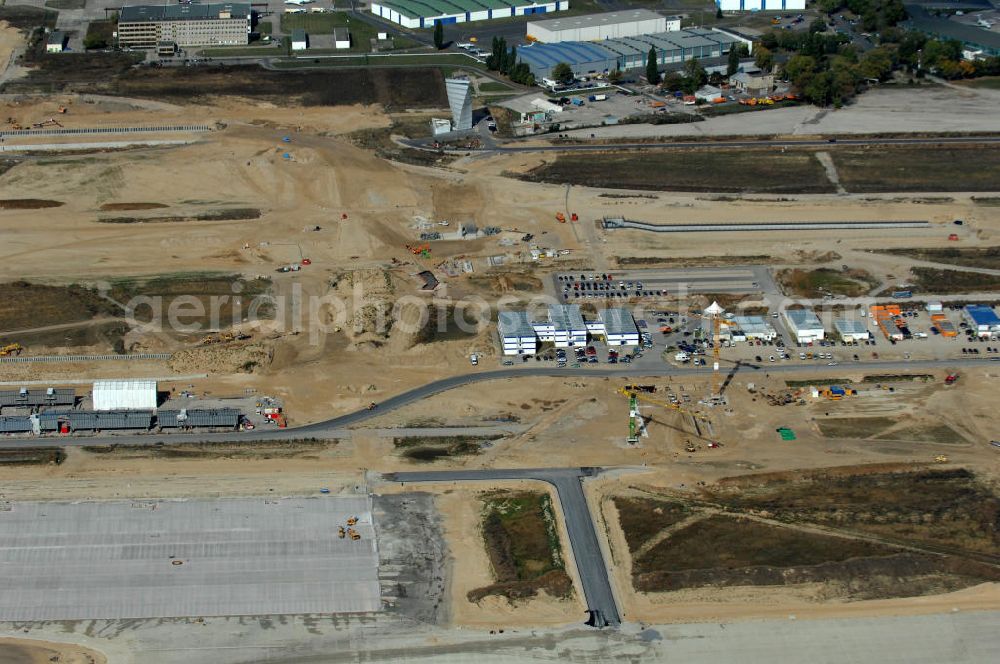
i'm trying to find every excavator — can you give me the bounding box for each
[0,343,24,357]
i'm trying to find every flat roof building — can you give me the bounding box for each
[834,318,870,342]
[527,9,678,43]
[784,308,825,344]
[0,388,76,409]
[118,3,251,50]
[517,27,741,80]
[537,304,587,347]
[598,308,640,346]
[716,0,806,12]
[963,304,1000,336]
[498,310,538,355]
[371,0,569,30]
[732,315,776,341]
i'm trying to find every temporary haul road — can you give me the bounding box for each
[389,467,622,628]
[0,357,991,449]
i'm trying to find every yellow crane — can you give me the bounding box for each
[703,302,725,399]
[616,387,710,423]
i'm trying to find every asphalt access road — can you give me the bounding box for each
[417,134,1000,154]
[387,467,621,628]
[0,357,990,449]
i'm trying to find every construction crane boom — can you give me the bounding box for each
[617,387,709,422]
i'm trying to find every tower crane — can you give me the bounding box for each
[703,301,725,399]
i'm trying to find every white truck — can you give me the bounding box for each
[470,353,479,366]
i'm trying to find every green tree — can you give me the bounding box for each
[684,57,707,88]
[858,46,894,81]
[551,61,574,84]
[83,35,107,50]
[433,20,444,50]
[645,47,660,84]
[754,45,774,71]
[661,71,684,91]
[809,18,828,34]
[716,7,723,19]
[727,43,748,76]
[818,0,842,14]
[608,68,623,83]
[783,54,818,89]
[505,44,517,75]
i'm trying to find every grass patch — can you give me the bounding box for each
[0,6,58,31]
[0,448,65,466]
[395,435,498,462]
[875,247,1000,271]
[346,118,458,167]
[617,254,772,267]
[44,0,85,9]
[478,81,513,92]
[270,53,482,69]
[0,198,63,209]
[0,282,120,331]
[613,497,691,555]
[96,208,261,223]
[785,377,854,388]
[777,267,874,298]
[517,148,834,194]
[468,490,572,603]
[972,197,1000,207]
[704,467,1000,555]
[82,439,333,460]
[955,77,1000,90]
[99,202,169,211]
[832,145,1000,193]
[0,320,129,351]
[873,423,968,445]
[257,21,273,35]
[100,65,447,109]
[862,374,934,383]
[817,417,898,438]
[910,267,1000,294]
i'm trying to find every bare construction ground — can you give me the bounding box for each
[0,495,381,620]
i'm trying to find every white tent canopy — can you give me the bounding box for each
[92,380,157,411]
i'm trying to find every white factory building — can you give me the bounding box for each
[716,0,806,12]
[834,319,871,342]
[527,9,678,43]
[590,308,640,346]
[784,309,825,344]
[92,380,158,411]
[729,315,777,342]
[498,311,538,356]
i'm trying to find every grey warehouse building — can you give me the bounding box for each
[518,27,744,79]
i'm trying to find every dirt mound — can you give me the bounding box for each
[168,342,272,375]
[0,198,62,209]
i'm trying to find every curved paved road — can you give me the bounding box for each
[1,357,991,448]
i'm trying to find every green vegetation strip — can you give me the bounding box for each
[517,149,834,195]
[874,247,1000,271]
[468,490,571,602]
[911,267,1000,295]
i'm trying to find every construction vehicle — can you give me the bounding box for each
[555,212,566,223]
[58,107,67,114]
[32,118,62,129]
[347,528,361,541]
[934,455,949,463]
[346,516,358,526]
[945,373,959,385]
[0,343,24,357]
[338,526,346,539]
[405,243,431,257]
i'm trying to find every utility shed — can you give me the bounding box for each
[333,27,351,49]
[92,380,157,411]
[291,28,308,51]
[0,416,33,433]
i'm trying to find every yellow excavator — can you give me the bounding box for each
[0,343,24,357]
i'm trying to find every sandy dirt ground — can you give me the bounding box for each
[0,637,107,664]
[2,86,1000,637]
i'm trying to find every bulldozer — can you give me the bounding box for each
[347,528,360,541]
[934,455,949,464]
[337,526,346,539]
[346,516,358,526]
[0,343,24,357]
